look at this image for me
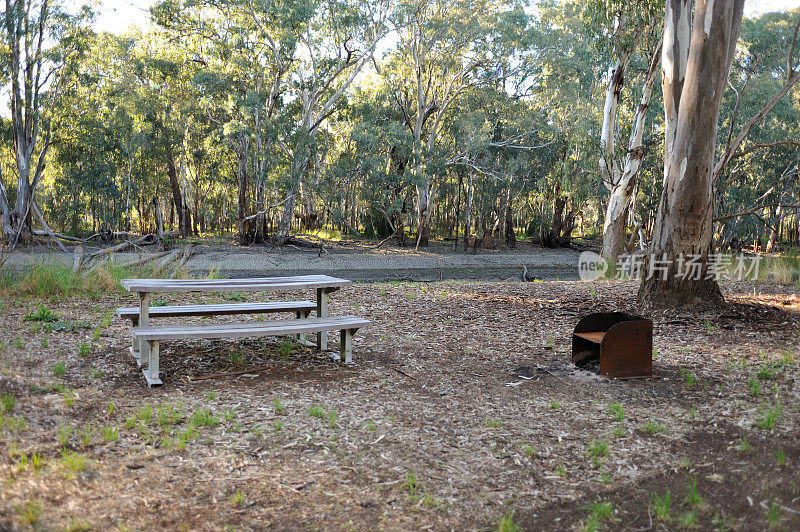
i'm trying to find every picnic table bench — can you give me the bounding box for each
[119,275,370,386]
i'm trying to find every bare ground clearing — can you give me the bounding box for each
[0,279,799,530]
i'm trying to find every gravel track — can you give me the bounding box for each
[4,242,584,281]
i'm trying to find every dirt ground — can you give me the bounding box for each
[0,278,799,531]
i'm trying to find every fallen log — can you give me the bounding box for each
[154,242,196,273]
[268,234,329,256]
[109,251,172,272]
[84,231,179,260]
[86,240,138,258]
[31,230,86,243]
[31,202,70,255]
[83,245,185,276]
[176,242,196,269]
[32,230,180,248]
[154,246,186,272]
[72,245,84,273]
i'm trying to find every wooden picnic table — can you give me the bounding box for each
[120,274,353,385]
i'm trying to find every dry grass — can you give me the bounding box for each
[0,278,798,530]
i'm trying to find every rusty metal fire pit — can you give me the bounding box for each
[571,312,653,379]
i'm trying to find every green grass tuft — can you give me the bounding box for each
[497,510,521,532]
[1,393,14,412]
[273,398,286,414]
[24,303,59,322]
[587,440,609,459]
[651,489,671,522]
[609,403,624,422]
[755,403,782,430]
[102,425,119,443]
[642,421,667,434]
[191,408,220,428]
[774,447,786,465]
[581,500,614,530]
[684,478,702,506]
[77,342,91,357]
[14,499,42,527]
[1,260,182,299]
[157,403,184,427]
[60,449,88,478]
[307,403,326,418]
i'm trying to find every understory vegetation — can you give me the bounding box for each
[0,261,182,299]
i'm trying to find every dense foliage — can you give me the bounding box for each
[1,0,798,250]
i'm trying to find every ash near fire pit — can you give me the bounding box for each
[571,312,653,379]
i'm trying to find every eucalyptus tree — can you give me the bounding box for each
[444,86,555,249]
[714,10,800,249]
[154,0,291,243]
[338,81,414,244]
[713,10,800,189]
[45,30,157,235]
[641,2,800,306]
[133,36,196,237]
[267,0,391,240]
[640,0,745,307]
[155,0,390,243]
[0,0,92,244]
[100,34,152,233]
[590,0,663,261]
[384,0,527,248]
[525,0,605,246]
[48,35,124,234]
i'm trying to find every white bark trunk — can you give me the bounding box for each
[598,52,631,189]
[661,0,692,176]
[640,0,745,307]
[601,36,663,261]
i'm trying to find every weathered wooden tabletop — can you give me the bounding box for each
[120,274,351,293]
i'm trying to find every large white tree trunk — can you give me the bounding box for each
[640,0,745,307]
[274,31,382,241]
[601,37,662,261]
[598,53,631,192]
[661,0,692,178]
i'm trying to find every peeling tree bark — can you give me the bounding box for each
[600,35,663,262]
[598,52,631,197]
[0,0,56,245]
[639,0,745,308]
[661,0,692,178]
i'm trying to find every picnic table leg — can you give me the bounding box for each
[296,310,310,345]
[139,292,150,369]
[130,317,140,365]
[340,328,353,364]
[316,288,328,350]
[143,340,163,387]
